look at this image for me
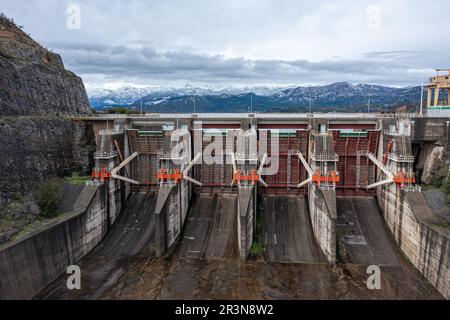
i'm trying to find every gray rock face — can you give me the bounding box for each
[0,16,89,116]
[0,15,94,200]
[0,117,95,198]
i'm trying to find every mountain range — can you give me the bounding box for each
[87,82,423,113]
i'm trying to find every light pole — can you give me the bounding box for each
[309,95,312,114]
[367,93,371,113]
[250,89,253,113]
[420,80,424,115]
[191,96,196,113]
[140,98,143,115]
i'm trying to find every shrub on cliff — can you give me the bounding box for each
[36,178,61,218]
[431,165,450,188]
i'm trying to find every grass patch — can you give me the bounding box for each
[11,192,24,202]
[433,222,450,230]
[336,228,348,264]
[0,216,15,229]
[250,239,263,256]
[249,206,264,259]
[64,171,91,185]
[13,220,44,241]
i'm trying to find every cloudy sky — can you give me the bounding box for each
[2,0,450,88]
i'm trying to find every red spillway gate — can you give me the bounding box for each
[331,125,380,196]
[258,124,308,195]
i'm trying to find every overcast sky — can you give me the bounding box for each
[2,0,450,88]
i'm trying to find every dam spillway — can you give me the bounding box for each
[1,112,449,300]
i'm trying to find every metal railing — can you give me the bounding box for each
[387,153,415,163]
[85,180,103,186]
[99,129,123,135]
[311,153,339,162]
[319,185,336,191]
[402,185,422,193]
[94,150,119,159]
[76,112,428,120]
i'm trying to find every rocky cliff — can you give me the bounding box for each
[0,15,89,116]
[0,15,94,200]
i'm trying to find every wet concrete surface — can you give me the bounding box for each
[37,193,444,300]
[260,196,326,263]
[98,257,442,300]
[37,192,157,299]
[177,194,238,260]
[336,197,400,266]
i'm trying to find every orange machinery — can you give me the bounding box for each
[312,170,340,186]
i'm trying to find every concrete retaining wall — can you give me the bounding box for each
[377,184,450,299]
[237,187,255,260]
[376,128,449,299]
[0,183,122,300]
[307,185,337,263]
[155,182,190,256]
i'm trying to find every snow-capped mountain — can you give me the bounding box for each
[87,83,422,113]
[87,86,159,109]
[87,84,290,109]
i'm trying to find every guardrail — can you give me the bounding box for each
[387,153,415,162]
[94,150,118,159]
[311,153,339,162]
[74,112,428,120]
[402,185,422,193]
[98,129,123,135]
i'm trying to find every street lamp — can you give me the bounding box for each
[420,80,424,115]
[309,95,312,113]
[190,96,196,113]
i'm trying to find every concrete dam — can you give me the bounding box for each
[1,112,449,300]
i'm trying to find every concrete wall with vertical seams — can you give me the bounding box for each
[376,128,450,299]
[0,183,125,299]
[155,182,197,256]
[237,187,255,260]
[377,184,450,299]
[307,185,337,263]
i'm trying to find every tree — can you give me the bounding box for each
[36,179,61,218]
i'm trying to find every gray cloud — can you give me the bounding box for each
[50,42,444,87]
[3,0,450,87]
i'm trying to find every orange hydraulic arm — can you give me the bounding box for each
[157,169,183,183]
[393,171,415,187]
[312,170,340,186]
[383,140,393,165]
[92,167,111,180]
[232,169,259,186]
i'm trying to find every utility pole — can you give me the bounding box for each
[420,80,424,115]
[368,93,371,113]
[140,98,143,115]
[309,95,312,113]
